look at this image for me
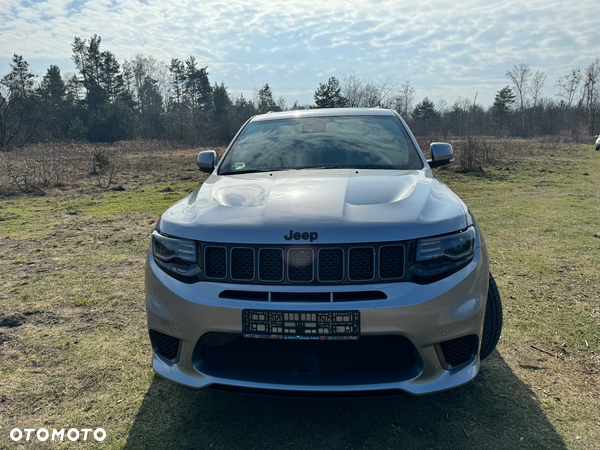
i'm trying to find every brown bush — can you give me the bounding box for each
[450,133,496,172]
[0,142,88,193]
[0,140,217,196]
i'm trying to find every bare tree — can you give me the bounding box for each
[123,54,169,109]
[582,57,600,134]
[556,68,582,108]
[436,98,449,115]
[527,70,547,134]
[341,71,397,108]
[529,70,547,107]
[122,55,169,139]
[276,96,287,111]
[394,81,415,119]
[375,78,399,108]
[341,70,365,107]
[506,63,531,135]
[450,96,471,135]
[361,81,381,107]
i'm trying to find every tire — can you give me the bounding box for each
[480,272,503,360]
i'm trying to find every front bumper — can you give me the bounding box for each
[145,244,489,395]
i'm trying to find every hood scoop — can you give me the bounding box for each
[344,175,417,206]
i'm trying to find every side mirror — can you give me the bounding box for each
[428,142,453,168]
[196,150,217,173]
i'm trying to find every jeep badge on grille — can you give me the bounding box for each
[284,230,318,242]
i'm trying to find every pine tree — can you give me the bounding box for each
[39,65,67,138]
[0,54,42,149]
[413,98,439,123]
[491,86,516,133]
[314,76,346,108]
[72,35,106,109]
[211,82,234,143]
[257,84,279,114]
[184,56,211,113]
[139,76,164,139]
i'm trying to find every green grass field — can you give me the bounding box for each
[0,141,599,449]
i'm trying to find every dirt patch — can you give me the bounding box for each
[0,331,11,344]
[0,306,141,376]
[0,313,26,328]
[505,340,600,416]
[0,307,132,331]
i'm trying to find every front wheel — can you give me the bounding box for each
[480,272,503,360]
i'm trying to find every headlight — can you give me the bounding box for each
[152,231,197,263]
[416,227,475,263]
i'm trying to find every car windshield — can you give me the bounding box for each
[219,115,423,174]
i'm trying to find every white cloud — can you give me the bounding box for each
[0,0,598,106]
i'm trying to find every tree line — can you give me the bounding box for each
[1,35,599,150]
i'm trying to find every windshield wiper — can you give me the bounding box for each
[219,168,285,176]
[296,166,342,170]
[220,165,399,175]
[298,165,398,170]
[350,165,398,170]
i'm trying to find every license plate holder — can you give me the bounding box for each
[243,310,360,340]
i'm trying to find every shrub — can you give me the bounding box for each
[0,143,76,193]
[90,149,121,188]
[452,133,500,172]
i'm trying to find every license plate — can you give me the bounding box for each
[243,310,360,340]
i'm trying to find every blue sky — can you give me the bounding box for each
[0,0,599,107]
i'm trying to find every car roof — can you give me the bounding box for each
[250,108,396,122]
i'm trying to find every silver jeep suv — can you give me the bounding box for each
[145,108,502,395]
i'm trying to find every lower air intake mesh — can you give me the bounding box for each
[439,335,475,366]
[151,330,180,362]
[199,333,416,375]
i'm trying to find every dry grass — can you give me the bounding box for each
[0,141,227,195]
[0,139,599,449]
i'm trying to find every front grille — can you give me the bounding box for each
[439,335,476,367]
[198,333,416,376]
[288,248,314,282]
[318,248,344,282]
[201,242,406,286]
[348,247,375,281]
[259,249,284,282]
[379,245,405,280]
[205,246,227,279]
[231,248,254,281]
[150,330,180,362]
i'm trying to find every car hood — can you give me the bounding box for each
[158,169,468,244]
